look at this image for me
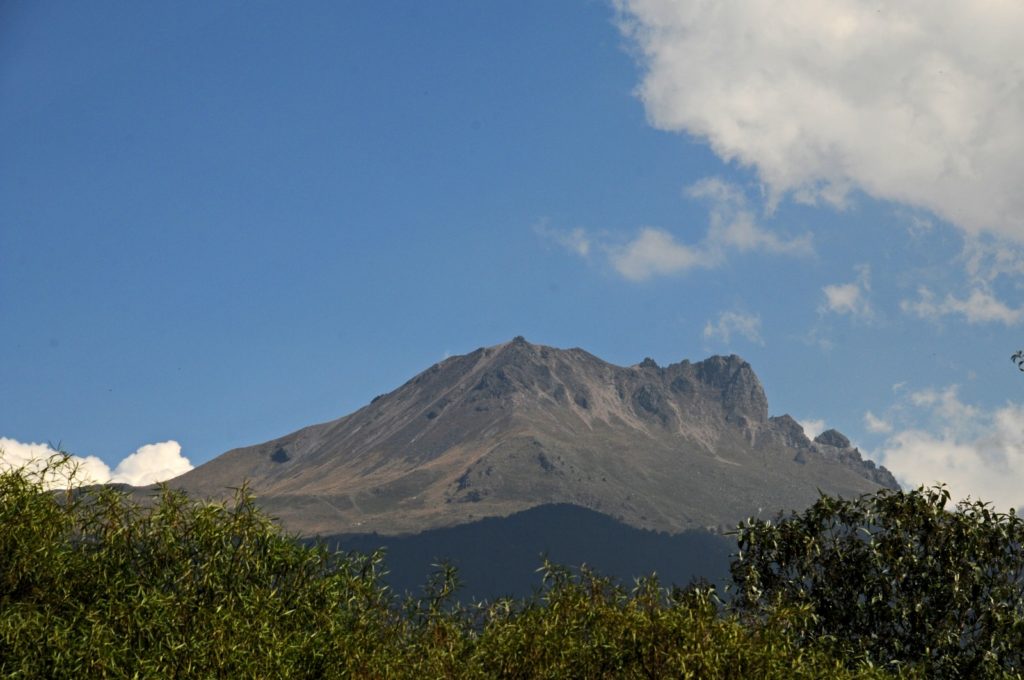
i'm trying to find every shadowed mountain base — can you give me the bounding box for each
[322,503,735,602]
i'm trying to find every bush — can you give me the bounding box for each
[731,485,1024,678]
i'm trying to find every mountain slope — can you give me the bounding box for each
[170,337,897,536]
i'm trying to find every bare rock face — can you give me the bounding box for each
[168,338,898,537]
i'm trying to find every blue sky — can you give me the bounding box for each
[4,1,1024,508]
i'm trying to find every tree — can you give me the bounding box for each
[730,486,1024,677]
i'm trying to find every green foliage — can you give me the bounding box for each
[0,456,401,677]
[467,565,888,679]
[0,454,898,678]
[732,485,1024,678]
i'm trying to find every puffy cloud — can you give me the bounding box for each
[0,437,192,489]
[615,1,1024,241]
[702,310,764,345]
[900,286,1024,325]
[823,283,863,314]
[874,386,1024,511]
[108,442,194,486]
[821,265,873,318]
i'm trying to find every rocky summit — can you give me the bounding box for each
[169,337,898,537]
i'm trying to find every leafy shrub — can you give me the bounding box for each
[731,485,1024,678]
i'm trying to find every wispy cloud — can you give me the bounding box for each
[615,1,1024,241]
[702,310,764,346]
[900,286,1024,326]
[687,178,812,257]
[962,236,1024,283]
[0,437,193,488]
[863,411,893,434]
[534,221,591,258]
[556,177,811,282]
[610,227,705,281]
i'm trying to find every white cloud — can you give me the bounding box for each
[0,437,192,489]
[799,418,826,440]
[615,1,1024,241]
[901,286,1024,325]
[863,411,893,434]
[702,310,764,345]
[108,442,194,486]
[821,265,873,318]
[609,178,810,281]
[874,386,1024,511]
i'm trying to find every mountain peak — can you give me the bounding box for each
[170,341,897,537]
[689,354,768,423]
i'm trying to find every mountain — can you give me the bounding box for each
[170,337,897,539]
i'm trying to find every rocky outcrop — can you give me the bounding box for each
[816,429,851,449]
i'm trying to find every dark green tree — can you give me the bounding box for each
[730,486,1024,678]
